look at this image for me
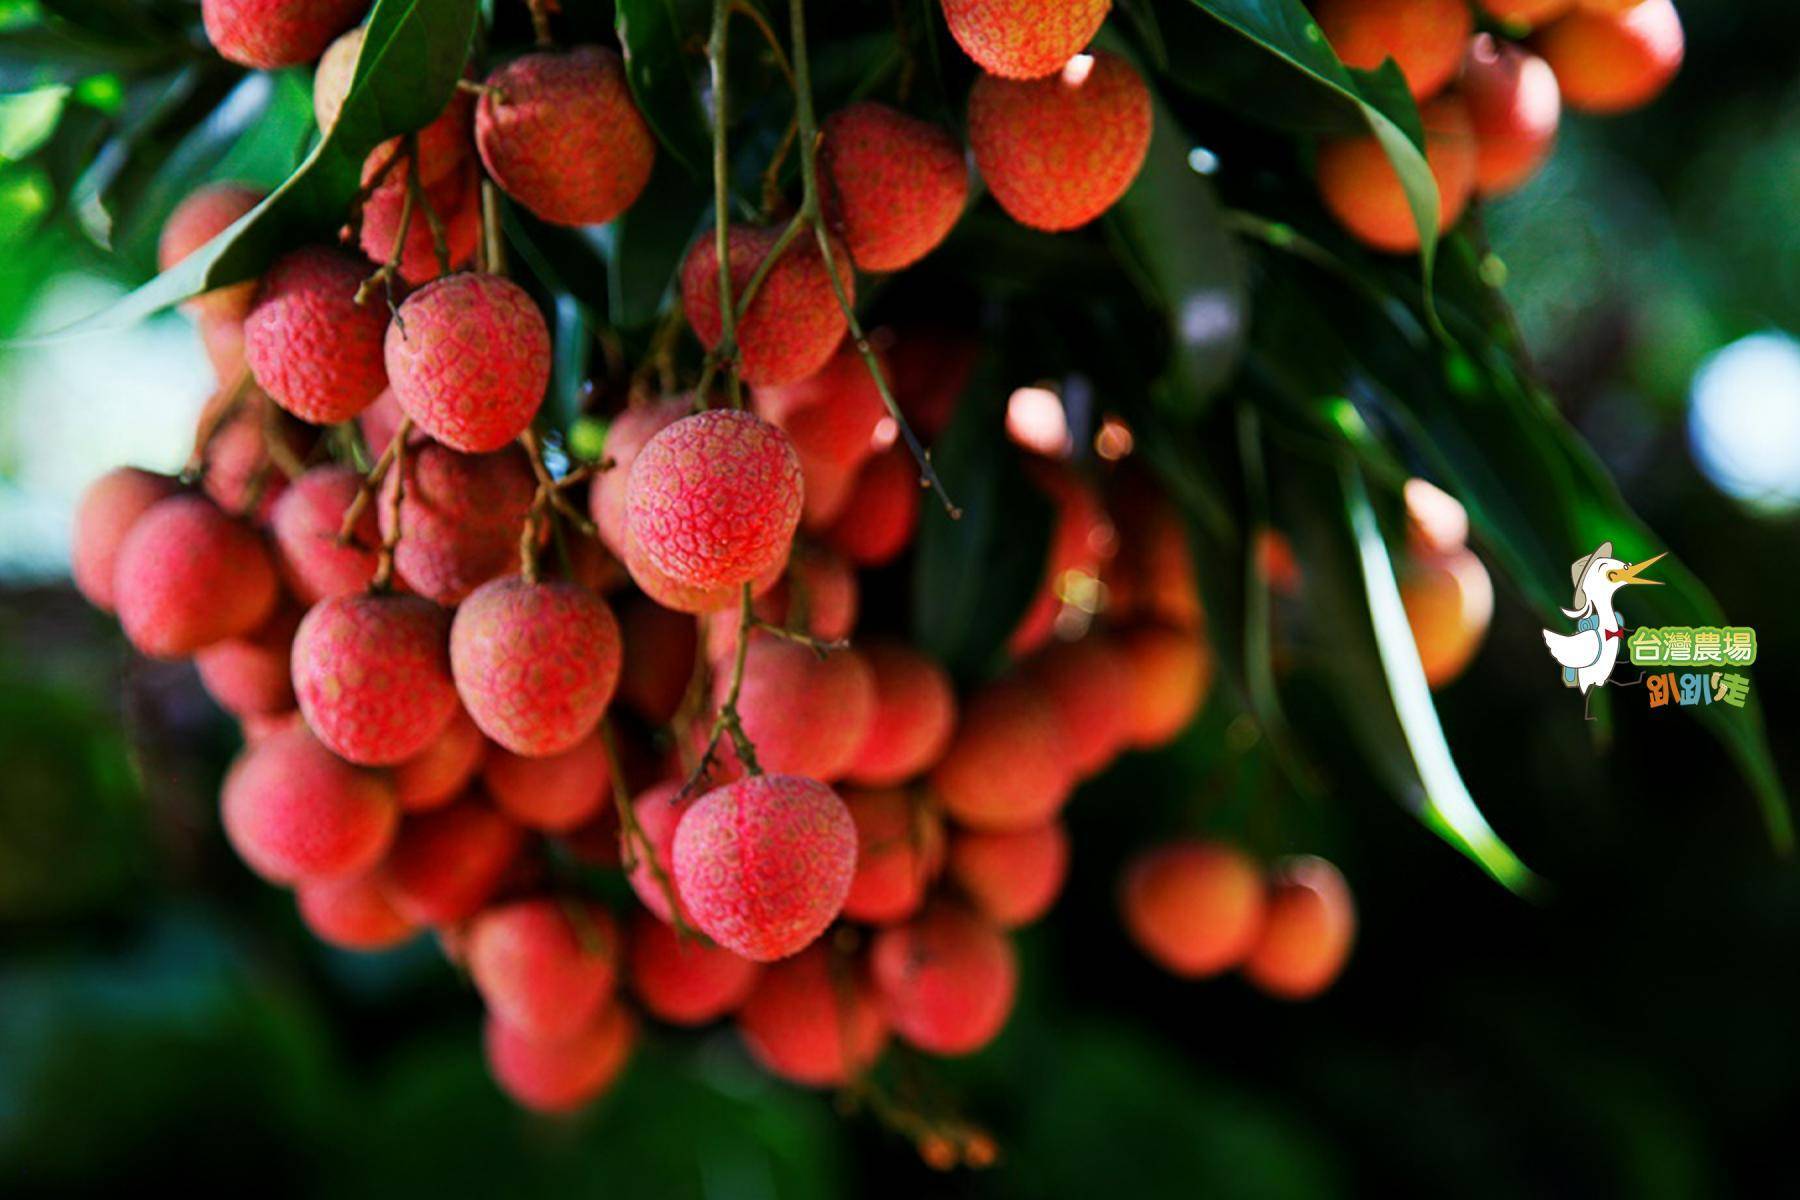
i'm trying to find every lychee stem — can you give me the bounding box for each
[480,180,507,276]
[370,428,408,591]
[183,367,255,482]
[259,395,305,481]
[599,718,695,939]
[336,416,411,546]
[525,0,555,48]
[518,427,597,537]
[706,0,744,411]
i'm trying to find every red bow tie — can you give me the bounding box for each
[1603,627,1624,642]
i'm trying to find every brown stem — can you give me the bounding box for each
[600,719,694,938]
[519,427,598,536]
[370,430,409,590]
[337,417,411,545]
[525,0,555,47]
[480,179,506,276]
[356,134,421,310]
[184,368,255,480]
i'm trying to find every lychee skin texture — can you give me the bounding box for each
[628,911,762,1027]
[159,183,265,319]
[736,945,887,1086]
[468,898,621,1040]
[244,245,390,425]
[624,782,692,924]
[824,446,922,567]
[269,464,379,604]
[196,605,301,717]
[202,0,367,69]
[484,1005,635,1114]
[71,467,180,613]
[384,273,549,453]
[621,529,774,615]
[589,396,690,556]
[967,52,1152,233]
[1242,856,1356,1000]
[450,576,622,757]
[475,46,655,227]
[679,224,854,387]
[1024,635,1132,778]
[381,442,538,605]
[114,494,278,659]
[1462,36,1562,196]
[724,640,876,782]
[1117,624,1213,749]
[292,592,459,766]
[1314,0,1472,100]
[221,724,399,884]
[482,732,611,832]
[871,904,1018,1056]
[296,871,417,951]
[940,0,1111,80]
[843,789,945,925]
[378,799,524,926]
[948,821,1069,929]
[819,103,968,272]
[673,775,858,962]
[625,410,803,592]
[929,678,1073,833]
[1121,841,1266,978]
[844,642,957,788]
[1535,0,1683,114]
[1316,95,1476,254]
[391,706,486,812]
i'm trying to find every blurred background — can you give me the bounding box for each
[4,2,1800,1196]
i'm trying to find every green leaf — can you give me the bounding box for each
[601,152,706,330]
[615,0,710,179]
[0,82,67,160]
[31,0,480,339]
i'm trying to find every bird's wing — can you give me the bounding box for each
[1543,627,1601,669]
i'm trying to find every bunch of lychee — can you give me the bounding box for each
[1311,0,1685,253]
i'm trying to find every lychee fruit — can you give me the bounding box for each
[317,27,474,188]
[196,603,302,717]
[967,51,1151,232]
[1105,472,1202,629]
[736,944,887,1086]
[929,677,1073,832]
[679,224,854,387]
[623,781,692,924]
[672,774,857,962]
[939,0,1111,81]
[358,161,481,286]
[1316,94,1476,254]
[390,705,486,812]
[296,870,417,951]
[1116,624,1212,748]
[475,45,655,227]
[482,731,612,832]
[1535,0,1683,114]
[450,575,622,757]
[724,640,876,782]
[381,441,538,605]
[870,904,1017,1056]
[614,595,698,725]
[948,820,1069,929]
[199,313,247,385]
[269,463,379,603]
[1480,0,1573,27]
[1400,545,1494,689]
[159,182,265,319]
[113,493,278,659]
[842,789,945,925]
[1404,476,1470,558]
[378,798,524,926]
[624,410,803,592]
[752,342,890,471]
[589,396,690,554]
[823,445,921,567]
[1120,840,1266,978]
[1242,856,1356,999]
[384,272,549,453]
[70,466,180,612]
[201,0,367,70]
[244,245,389,424]
[843,641,957,788]
[1022,635,1132,778]
[484,1004,635,1113]
[620,529,780,615]
[468,897,621,1040]
[1461,36,1562,196]
[627,911,761,1027]
[819,102,968,272]
[197,391,307,523]
[1314,0,1472,99]
[291,592,459,766]
[221,723,399,884]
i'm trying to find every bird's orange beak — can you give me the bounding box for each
[1608,552,1667,587]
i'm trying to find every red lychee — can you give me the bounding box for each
[842,789,945,925]
[614,595,698,725]
[475,45,655,227]
[201,0,367,70]
[378,798,524,926]
[221,723,399,884]
[296,871,417,951]
[871,904,1017,1056]
[844,641,957,788]
[1314,0,1472,100]
[381,442,537,605]
[1121,840,1266,978]
[819,102,968,272]
[244,245,390,424]
[1535,0,1683,114]
[679,224,854,387]
[450,575,622,757]
[752,343,890,472]
[939,0,1111,80]
[736,944,887,1086]
[967,51,1151,232]
[468,897,621,1040]
[589,396,690,555]
[724,640,876,782]
[197,391,306,524]
[1316,94,1476,254]
[1022,635,1132,777]
[159,182,265,319]
[291,592,459,766]
[823,445,922,567]
[1116,624,1212,749]
[269,464,379,604]
[623,781,691,924]
[703,544,859,665]
[482,732,611,832]
[624,410,803,592]
[929,677,1073,832]
[358,161,481,286]
[1242,856,1356,999]
[672,774,857,962]
[196,603,301,717]
[391,705,486,812]
[70,466,180,613]
[484,1004,635,1113]
[113,494,278,659]
[627,910,761,1026]
[948,820,1069,929]
[1462,36,1562,196]
[620,530,779,616]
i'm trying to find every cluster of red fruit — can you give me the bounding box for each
[1312,0,1685,252]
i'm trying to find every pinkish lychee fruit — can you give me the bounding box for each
[70,466,180,612]
[672,774,857,961]
[948,820,1069,929]
[724,640,876,782]
[244,245,390,423]
[450,575,622,757]
[475,45,655,227]
[627,910,761,1026]
[620,529,780,615]
[752,342,890,472]
[1241,855,1357,999]
[377,798,524,926]
[358,161,482,286]
[482,731,612,832]
[588,396,690,555]
[390,705,486,812]
[623,781,692,924]
[870,903,1017,1055]
[679,224,854,387]
[736,944,887,1086]
[196,603,302,717]
[703,544,859,666]
[114,493,278,659]
[484,1004,634,1113]
[929,677,1074,832]
[221,723,399,883]
[1121,840,1266,978]
[159,182,265,319]
[269,464,379,604]
[940,0,1111,80]
[843,641,957,787]
[624,410,803,591]
[296,870,418,951]
[819,102,968,271]
[823,445,921,567]
[197,391,302,523]
[842,789,945,925]
[202,0,368,69]
[292,592,459,766]
[381,441,537,605]
[468,897,621,1040]
[967,51,1151,232]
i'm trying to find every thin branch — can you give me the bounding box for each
[708,0,744,410]
[183,368,255,480]
[370,429,408,591]
[600,719,695,939]
[337,417,411,545]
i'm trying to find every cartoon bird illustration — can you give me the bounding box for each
[1542,542,1666,718]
